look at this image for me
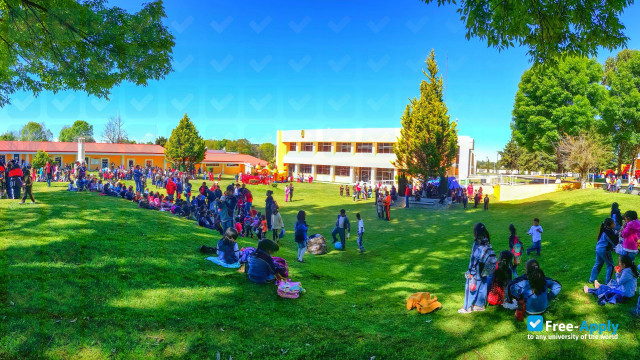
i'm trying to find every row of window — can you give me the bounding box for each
[288,142,394,154]
[294,165,394,180]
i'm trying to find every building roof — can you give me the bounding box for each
[0,140,165,155]
[203,150,268,166]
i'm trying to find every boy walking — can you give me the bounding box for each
[483,194,489,210]
[356,213,365,253]
[331,209,350,250]
[526,218,543,255]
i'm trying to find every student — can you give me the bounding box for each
[265,190,275,230]
[288,184,294,202]
[217,228,241,265]
[620,210,640,260]
[219,185,237,233]
[271,208,284,242]
[384,191,391,221]
[483,194,489,210]
[509,224,523,274]
[284,184,290,202]
[260,214,268,239]
[611,203,622,230]
[404,184,411,208]
[244,213,254,238]
[526,218,543,256]
[294,210,309,263]
[253,212,262,239]
[488,251,515,306]
[584,255,638,304]
[331,209,350,250]
[376,194,384,219]
[589,218,618,284]
[19,167,35,204]
[459,223,494,313]
[356,213,365,253]
[248,239,285,284]
[462,193,468,210]
[339,185,344,197]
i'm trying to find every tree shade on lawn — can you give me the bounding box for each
[1,181,639,359]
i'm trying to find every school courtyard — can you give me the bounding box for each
[1,180,638,359]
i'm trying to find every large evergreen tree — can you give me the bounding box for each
[164,114,206,171]
[601,49,640,177]
[498,137,520,172]
[512,56,605,173]
[393,50,458,188]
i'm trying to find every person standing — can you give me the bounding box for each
[331,209,351,250]
[459,223,494,313]
[483,194,489,210]
[271,208,284,242]
[462,193,468,210]
[265,190,275,231]
[589,218,617,285]
[45,160,53,187]
[404,184,411,208]
[295,211,309,263]
[384,191,391,221]
[219,185,237,233]
[288,183,294,202]
[133,165,143,193]
[356,213,365,253]
[284,184,290,202]
[19,166,35,204]
[525,218,543,256]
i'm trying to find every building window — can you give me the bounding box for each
[289,143,297,151]
[317,165,330,175]
[302,142,313,152]
[226,163,240,167]
[377,143,394,154]
[101,158,109,168]
[356,143,373,153]
[336,143,351,153]
[376,169,394,181]
[54,156,62,167]
[335,166,350,177]
[318,142,332,152]
[145,160,153,167]
[300,164,312,173]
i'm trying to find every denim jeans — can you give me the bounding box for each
[221,220,233,233]
[463,276,489,309]
[46,174,52,187]
[526,241,541,255]
[405,195,409,208]
[135,179,143,193]
[331,227,346,249]
[357,231,364,252]
[589,249,614,284]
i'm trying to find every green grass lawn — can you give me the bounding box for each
[1,180,640,359]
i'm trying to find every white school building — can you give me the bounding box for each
[275,128,475,185]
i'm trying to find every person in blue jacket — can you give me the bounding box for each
[610,202,622,231]
[248,239,285,284]
[133,165,143,193]
[295,210,309,263]
[459,222,494,313]
[508,263,561,314]
[585,254,638,305]
[589,218,618,285]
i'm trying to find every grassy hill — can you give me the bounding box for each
[1,180,639,359]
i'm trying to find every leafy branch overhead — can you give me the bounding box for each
[421,0,631,64]
[0,0,175,107]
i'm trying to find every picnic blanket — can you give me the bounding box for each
[205,256,241,269]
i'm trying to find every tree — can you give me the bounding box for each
[164,114,206,171]
[235,139,253,155]
[102,114,128,143]
[0,131,18,140]
[512,56,605,173]
[31,150,51,169]
[420,0,631,64]
[154,136,167,147]
[205,139,227,151]
[518,149,557,174]
[498,137,520,172]
[59,120,95,142]
[0,0,174,107]
[393,50,458,190]
[20,121,52,141]
[256,143,276,164]
[601,49,640,177]
[558,133,612,188]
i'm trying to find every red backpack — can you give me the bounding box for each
[487,283,505,306]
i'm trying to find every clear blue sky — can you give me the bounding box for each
[1,0,639,161]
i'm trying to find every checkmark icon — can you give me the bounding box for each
[527,315,543,331]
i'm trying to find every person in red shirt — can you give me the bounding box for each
[404,184,412,208]
[166,177,176,200]
[384,191,391,221]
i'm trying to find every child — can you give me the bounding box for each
[234,220,244,237]
[589,218,618,284]
[247,239,285,284]
[249,205,257,218]
[295,210,309,263]
[611,203,622,230]
[488,251,515,306]
[67,180,77,192]
[216,228,241,265]
[509,224,522,274]
[345,185,350,197]
[331,209,350,250]
[244,213,254,238]
[260,214,268,240]
[356,213,365,253]
[19,167,35,204]
[584,255,638,305]
[284,184,290,202]
[526,218,543,256]
[253,212,262,239]
[483,194,489,210]
[620,210,640,261]
[508,262,561,316]
[271,208,284,242]
[340,185,344,197]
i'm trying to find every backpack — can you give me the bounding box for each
[239,247,256,263]
[272,256,289,278]
[511,237,523,265]
[277,279,303,299]
[487,283,505,306]
[478,244,497,278]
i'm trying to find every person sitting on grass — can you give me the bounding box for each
[620,210,640,261]
[584,255,638,305]
[248,239,285,284]
[487,251,515,306]
[459,222,493,314]
[216,228,241,266]
[507,261,561,316]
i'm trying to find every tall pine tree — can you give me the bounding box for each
[164,114,206,171]
[393,50,458,190]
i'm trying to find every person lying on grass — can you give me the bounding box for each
[584,254,638,305]
[248,239,285,284]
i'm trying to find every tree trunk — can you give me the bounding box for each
[555,147,562,178]
[616,147,623,177]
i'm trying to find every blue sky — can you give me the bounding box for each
[1,0,639,160]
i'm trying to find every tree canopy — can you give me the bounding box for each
[164,114,206,170]
[0,131,18,140]
[421,0,632,64]
[31,149,51,169]
[512,56,605,172]
[20,121,52,141]
[154,136,167,147]
[498,137,520,171]
[59,120,95,142]
[0,0,174,107]
[393,50,458,185]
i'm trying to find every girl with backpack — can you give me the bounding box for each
[488,251,515,306]
[584,255,638,305]
[620,210,640,261]
[295,210,309,263]
[589,218,618,285]
[508,224,522,276]
[459,223,495,313]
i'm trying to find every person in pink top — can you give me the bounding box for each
[467,183,473,197]
[620,210,640,261]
